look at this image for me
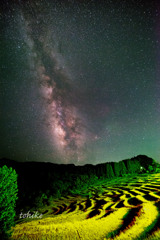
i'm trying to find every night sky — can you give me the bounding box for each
[1,0,160,165]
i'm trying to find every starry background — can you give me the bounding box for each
[0,0,160,165]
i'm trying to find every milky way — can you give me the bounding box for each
[21,5,89,163]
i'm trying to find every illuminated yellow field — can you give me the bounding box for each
[12,173,160,240]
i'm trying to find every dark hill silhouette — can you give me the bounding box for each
[0,154,157,175]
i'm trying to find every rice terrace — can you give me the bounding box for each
[12,173,160,240]
[1,156,160,240]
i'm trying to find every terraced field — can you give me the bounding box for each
[12,173,160,240]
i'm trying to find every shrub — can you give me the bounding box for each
[0,165,18,239]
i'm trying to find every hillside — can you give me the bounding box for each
[0,155,159,211]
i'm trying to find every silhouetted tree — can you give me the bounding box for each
[113,162,121,177]
[106,163,115,178]
[119,161,127,176]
